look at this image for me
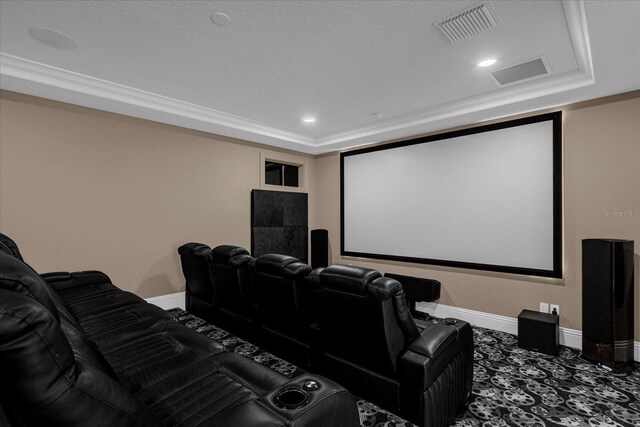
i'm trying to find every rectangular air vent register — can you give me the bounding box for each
[490,57,551,86]
[434,3,497,44]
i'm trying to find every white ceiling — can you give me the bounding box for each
[1,0,639,154]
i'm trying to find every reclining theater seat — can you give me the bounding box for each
[1,242,361,427]
[206,244,255,338]
[252,254,314,369]
[314,264,474,427]
[0,251,158,426]
[178,242,215,321]
[0,233,25,262]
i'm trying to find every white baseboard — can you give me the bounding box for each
[145,292,185,310]
[416,301,640,362]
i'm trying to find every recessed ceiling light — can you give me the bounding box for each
[478,58,497,67]
[302,116,316,124]
[28,27,77,50]
[211,12,230,26]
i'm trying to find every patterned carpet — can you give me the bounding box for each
[168,309,639,427]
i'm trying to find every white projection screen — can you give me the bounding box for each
[341,112,562,278]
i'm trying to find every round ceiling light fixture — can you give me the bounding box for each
[28,27,77,50]
[477,58,497,67]
[211,12,230,26]
[302,116,316,124]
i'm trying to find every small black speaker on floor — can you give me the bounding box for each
[518,309,559,356]
[582,238,634,372]
[310,229,328,269]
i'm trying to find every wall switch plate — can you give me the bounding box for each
[540,302,549,313]
[550,304,560,316]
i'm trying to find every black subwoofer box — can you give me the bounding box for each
[518,309,559,356]
[582,238,634,372]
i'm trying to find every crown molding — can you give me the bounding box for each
[563,0,594,80]
[314,69,594,150]
[0,53,316,152]
[0,1,594,155]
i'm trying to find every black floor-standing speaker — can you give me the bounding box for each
[310,229,328,269]
[582,239,635,372]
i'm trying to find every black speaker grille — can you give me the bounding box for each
[581,238,634,370]
[310,229,328,269]
[582,239,613,344]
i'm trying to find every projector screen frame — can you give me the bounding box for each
[340,112,563,279]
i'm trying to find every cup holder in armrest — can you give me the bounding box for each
[442,318,458,326]
[273,387,310,410]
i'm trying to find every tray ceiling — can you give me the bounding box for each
[1,1,639,154]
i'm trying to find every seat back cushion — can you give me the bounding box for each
[0,290,158,426]
[253,254,312,335]
[208,245,252,313]
[0,251,133,394]
[0,251,61,320]
[318,265,406,376]
[178,242,213,304]
[0,232,24,262]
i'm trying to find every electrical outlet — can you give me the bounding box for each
[550,304,560,316]
[540,302,549,313]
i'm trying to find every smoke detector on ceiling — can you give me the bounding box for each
[490,56,551,86]
[434,3,497,44]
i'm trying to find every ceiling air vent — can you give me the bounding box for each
[434,3,497,44]
[490,57,551,86]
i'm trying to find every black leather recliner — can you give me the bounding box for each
[252,253,314,369]
[178,242,214,321]
[0,232,25,262]
[312,264,474,427]
[206,244,255,338]
[1,237,361,427]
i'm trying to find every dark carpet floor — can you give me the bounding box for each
[168,308,639,427]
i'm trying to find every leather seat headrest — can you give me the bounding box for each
[178,242,211,258]
[0,241,13,258]
[255,254,311,278]
[319,264,382,295]
[210,245,250,264]
[0,251,60,321]
[0,233,24,262]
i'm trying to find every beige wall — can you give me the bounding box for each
[315,95,640,340]
[1,90,638,340]
[0,91,316,298]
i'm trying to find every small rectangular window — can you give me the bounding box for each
[265,162,299,187]
[265,162,283,185]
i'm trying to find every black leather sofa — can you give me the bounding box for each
[178,243,474,427]
[0,238,360,426]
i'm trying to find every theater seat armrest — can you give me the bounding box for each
[260,374,360,427]
[284,262,312,278]
[305,268,323,287]
[41,270,112,292]
[229,253,252,269]
[399,322,462,389]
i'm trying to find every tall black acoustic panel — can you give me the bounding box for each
[251,190,308,263]
[311,229,328,269]
[582,239,634,372]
